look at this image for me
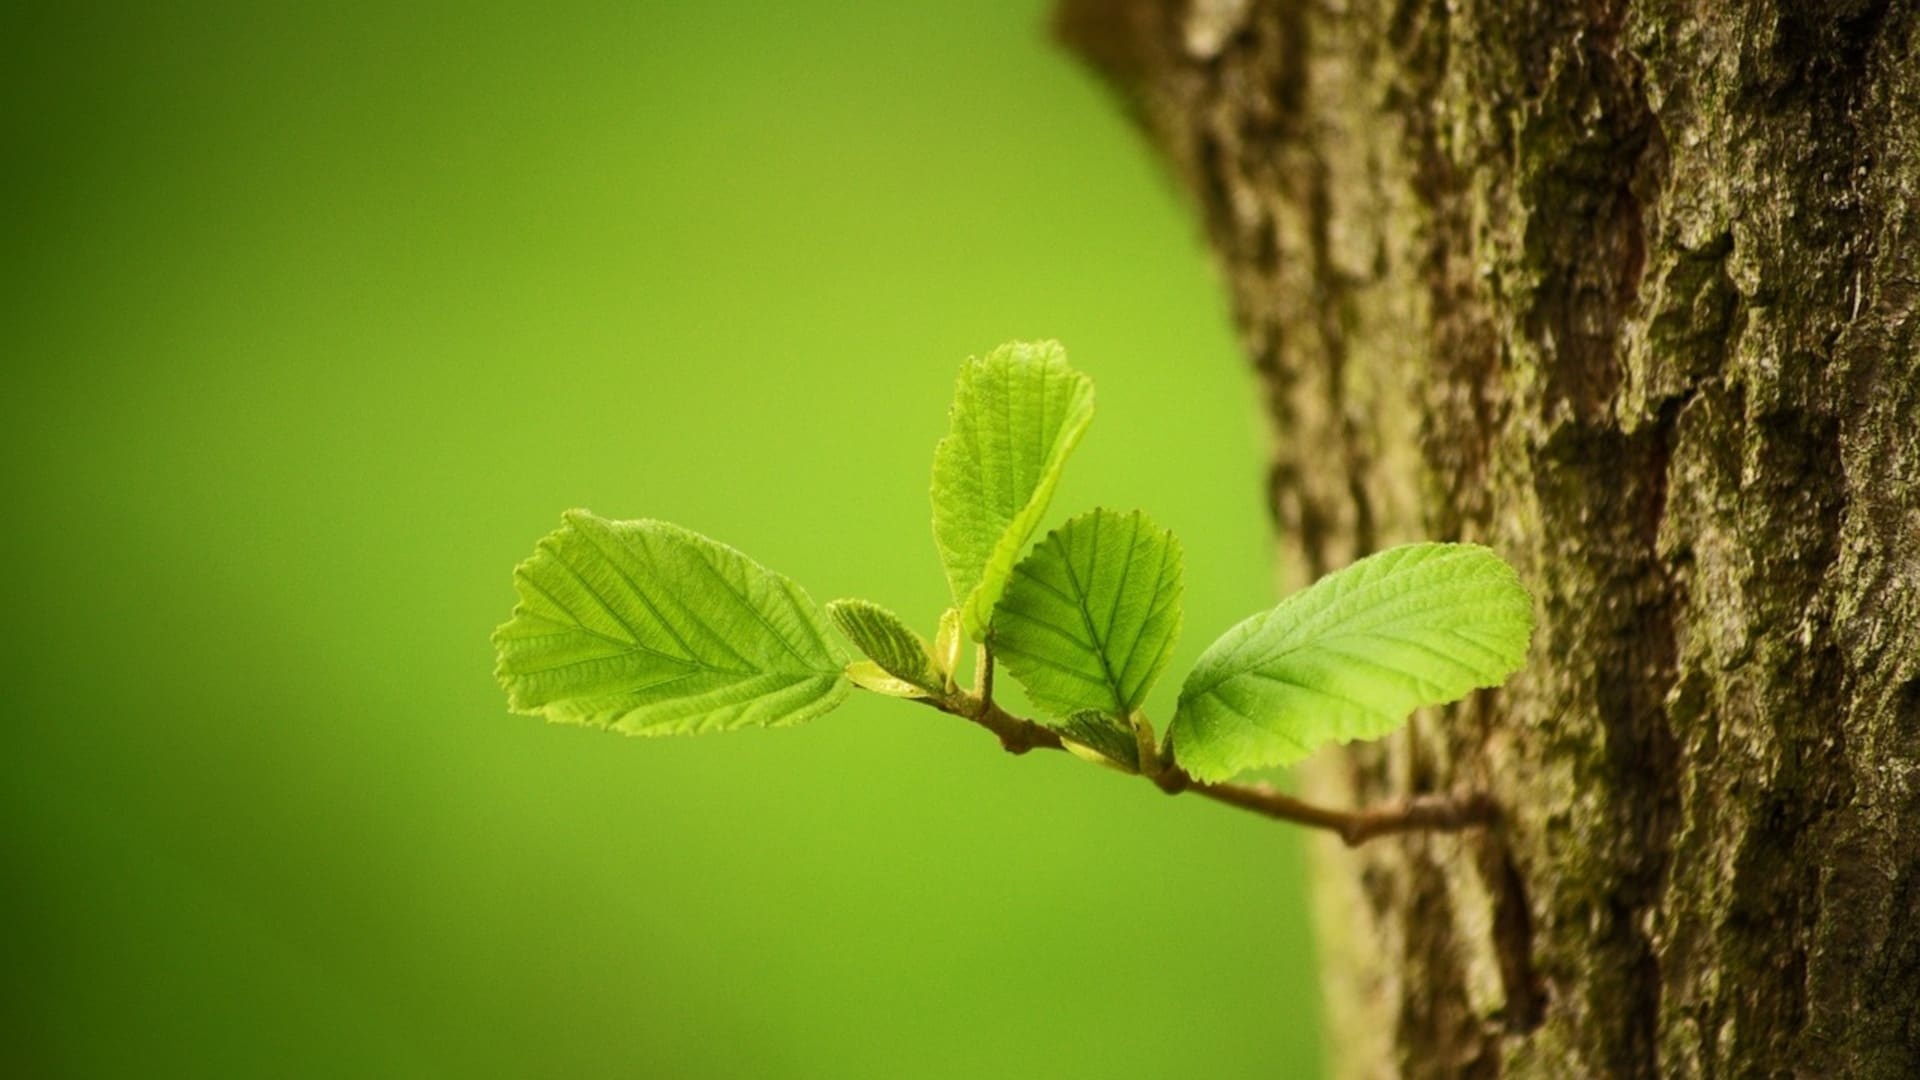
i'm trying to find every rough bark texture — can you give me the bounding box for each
[1058,1,1919,1076]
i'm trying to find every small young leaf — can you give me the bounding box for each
[826,598,942,695]
[1060,711,1142,772]
[844,661,931,699]
[931,340,1096,641]
[932,608,963,683]
[991,508,1183,721]
[1168,543,1533,782]
[493,511,850,734]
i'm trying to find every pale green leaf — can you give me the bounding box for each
[493,511,849,734]
[826,599,942,694]
[844,661,930,699]
[931,340,1096,640]
[932,608,962,682]
[991,508,1183,720]
[1168,543,1533,781]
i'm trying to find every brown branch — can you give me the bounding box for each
[1186,781,1498,847]
[926,689,1495,846]
[967,698,1063,755]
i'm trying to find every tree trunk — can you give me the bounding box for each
[1058,1,1919,1076]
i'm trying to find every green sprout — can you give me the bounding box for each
[493,341,1534,844]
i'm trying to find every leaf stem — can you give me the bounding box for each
[932,691,1495,845]
[977,642,997,713]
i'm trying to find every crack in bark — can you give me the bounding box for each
[1482,838,1546,1034]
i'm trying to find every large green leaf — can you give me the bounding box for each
[1168,543,1533,781]
[493,511,849,734]
[826,598,943,695]
[991,508,1183,720]
[931,340,1096,640]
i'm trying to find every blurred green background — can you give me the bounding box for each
[3,2,1321,1076]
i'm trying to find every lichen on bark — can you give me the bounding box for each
[1059,0,1920,1076]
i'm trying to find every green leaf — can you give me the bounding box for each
[991,508,1183,721]
[931,340,1096,641]
[493,511,850,734]
[1168,543,1533,781]
[826,599,942,695]
[1060,711,1142,772]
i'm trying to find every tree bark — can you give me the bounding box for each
[1057,1,1919,1076]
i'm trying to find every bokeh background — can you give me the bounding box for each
[3,2,1322,1075]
